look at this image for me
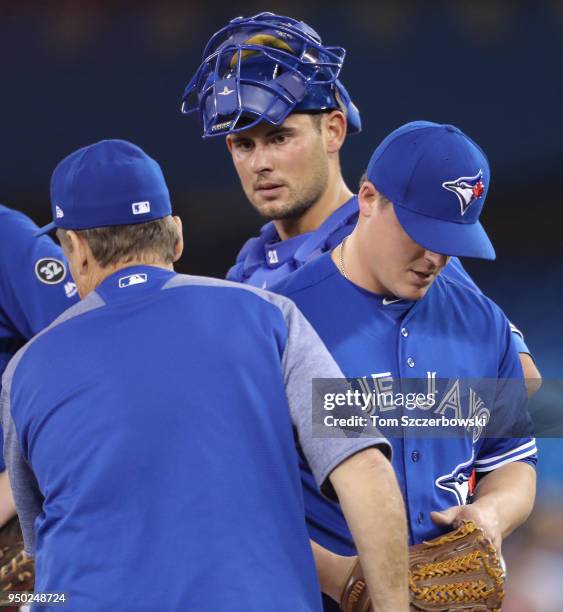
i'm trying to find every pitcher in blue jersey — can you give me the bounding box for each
[1,139,410,611]
[0,206,78,532]
[272,122,537,595]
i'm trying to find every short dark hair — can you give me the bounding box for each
[292,111,329,133]
[309,113,323,133]
[58,216,179,268]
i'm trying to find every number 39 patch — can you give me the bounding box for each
[35,258,66,284]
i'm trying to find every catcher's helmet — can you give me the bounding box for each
[181,12,361,137]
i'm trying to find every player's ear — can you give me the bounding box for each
[171,216,184,262]
[323,110,347,154]
[67,231,91,275]
[358,180,378,217]
[56,229,71,253]
[225,135,234,154]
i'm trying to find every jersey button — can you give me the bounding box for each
[401,327,408,337]
[407,357,415,368]
[411,450,420,462]
[417,512,424,524]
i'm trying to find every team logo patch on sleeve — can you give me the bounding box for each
[442,170,485,216]
[35,258,66,284]
[64,281,78,298]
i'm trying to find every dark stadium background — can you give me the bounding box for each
[2,2,562,608]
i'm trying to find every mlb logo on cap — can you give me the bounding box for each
[132,201,151,215]
[36,139,172,235]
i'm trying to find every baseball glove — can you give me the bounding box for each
[0,517,24,571]
[340,520,505,612]
[0,517,35,610]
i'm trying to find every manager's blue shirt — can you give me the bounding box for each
[1,265,389,611]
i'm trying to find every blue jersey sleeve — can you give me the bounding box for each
[0,206,79,471]
[0,207,78,338]
[474,312,537,474]
[508,322,530,355]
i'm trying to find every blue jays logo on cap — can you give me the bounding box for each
[442,170,485,216]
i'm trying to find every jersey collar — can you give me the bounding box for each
[324,252,416,310]
[95,265,176,300]
[246,195,359,274]
[263,232,311,268]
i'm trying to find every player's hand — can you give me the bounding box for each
[430,502,502,553]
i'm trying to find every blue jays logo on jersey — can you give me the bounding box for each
[442,170,485,216]
[435,452,474,505]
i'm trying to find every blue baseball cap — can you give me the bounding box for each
[367,121,495,260]
[36,139,172,235]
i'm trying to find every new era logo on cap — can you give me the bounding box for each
[132,201,151,215]
[55,206,64,218]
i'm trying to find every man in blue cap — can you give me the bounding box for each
[1,139,410,610]
[273,121,537,605]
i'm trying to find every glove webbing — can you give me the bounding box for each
[423,519,479,546]
[410,577,501,608]
[410,521,503,610]
[410,548,499,579]
[0,551,33,591]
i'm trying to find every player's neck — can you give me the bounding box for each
[331,232,388,295]
[273,175,353,241]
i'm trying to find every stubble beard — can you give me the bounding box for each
[256,188,321,221]
[251,155,329,222]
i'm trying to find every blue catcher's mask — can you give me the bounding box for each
[181,12,361,137]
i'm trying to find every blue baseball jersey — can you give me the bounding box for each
[272,252,537,553]
[227,196,530,354]
[0,205,78,471]
[1,265,390,611]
